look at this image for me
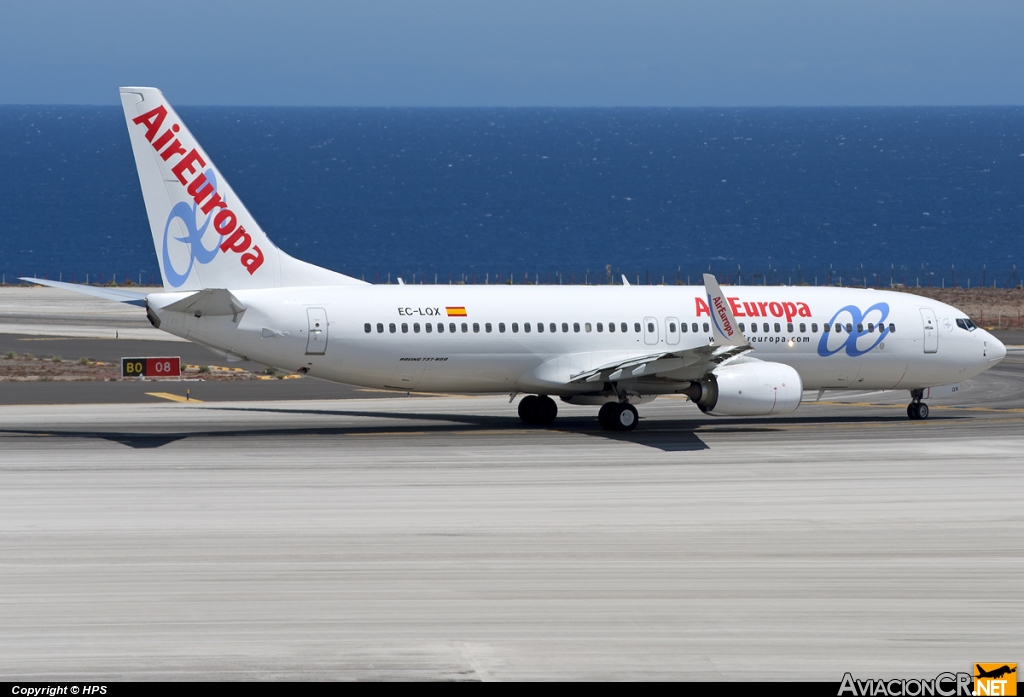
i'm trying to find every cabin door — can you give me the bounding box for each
[920,308,938,354]
[305,308,328,355]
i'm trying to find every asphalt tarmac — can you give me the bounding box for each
[1,353,1022,680]
[2,287,1022,680]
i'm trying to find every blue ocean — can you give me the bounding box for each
[1,106,1022,287]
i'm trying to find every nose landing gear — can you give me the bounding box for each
[598,402,639,431]
[518,395,558,426]
[907,401,930,420]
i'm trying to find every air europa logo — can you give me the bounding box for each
[707,293,736,338]
[818,302,890,358]
[132,106,264,286]
[695,296,812,322]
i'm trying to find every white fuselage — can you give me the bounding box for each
[147,284,1005,398]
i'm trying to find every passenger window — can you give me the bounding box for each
[867,323,874,333]
[621,323,628,333]
[597,323,604,332]
[550,323,556,333]
[608,322,616,333]
[462,322,469,333]
[762,323,769,333]
[537,322,544,333]
[402,323,409,333]
[634,323,641,333]
[414,323,421,333]
[750,322,757,333]
[473,323,480,333]
[681,323,688,333]
[437,322,445,333]
[823,323,830,332]
[691,322,698,333]
[377,323,384,333]
[524,323,531,333]
[669,322,677,333]
[799,323,806,333]
[562,322,569,333]
[389,323,396,333]
[835,324,842,334]
[585,323,592,332]
[486,323,492,333]
[787,323,793,333]
[425,323,432,333]
[647,322,655,333]
[449,323,456,333]
[889,323,895,332]
[845,323,853,332]
[857,323,864,333]
[774,323,781,333]
[573,322,580,332]
[512,323,518,333]
[811,323,818,333]
[363,323,371,333]
[499,323,506,333]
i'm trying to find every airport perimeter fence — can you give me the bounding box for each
[3,264,1022,328]
[2,263,1023,290]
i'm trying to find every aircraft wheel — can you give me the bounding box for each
[598,402,617,430]
[518,395,540,425]
[616,403,639,431]
[535,395,558,425]
[907,402,929,420]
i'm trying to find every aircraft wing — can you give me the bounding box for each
[568,343,749,384]
[20,277,148,306]
[568,273,751,385]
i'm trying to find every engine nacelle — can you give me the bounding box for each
[682,361,803,416]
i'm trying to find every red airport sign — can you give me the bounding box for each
[121,357,181,378]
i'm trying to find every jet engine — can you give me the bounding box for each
[682,361,803,416]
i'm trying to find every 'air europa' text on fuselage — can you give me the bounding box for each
[695,296,812,321]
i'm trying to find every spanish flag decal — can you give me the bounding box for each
[446,306,467,317]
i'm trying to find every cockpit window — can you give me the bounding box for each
[955,318,977,332]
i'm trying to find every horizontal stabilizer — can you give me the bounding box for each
[20,278,148,307]
[162,288,247,317]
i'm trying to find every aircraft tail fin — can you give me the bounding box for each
[119,87,366,292]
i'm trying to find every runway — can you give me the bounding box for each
[2,362,1023,679]
[2,286,1022,680]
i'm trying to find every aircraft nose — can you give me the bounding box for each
[988,334,1006,363]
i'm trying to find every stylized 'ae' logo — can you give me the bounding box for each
[817,302,890,358]
[162,168,223,287]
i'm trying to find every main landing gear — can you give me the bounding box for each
[907,401,930,420]
[518,394,558,426]
[598,402,639,432]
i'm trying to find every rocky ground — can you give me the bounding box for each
[891,286,1024,330]
[0,352,296,382]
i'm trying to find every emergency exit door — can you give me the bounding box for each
[306,308,328,355]
[920,308,938,354]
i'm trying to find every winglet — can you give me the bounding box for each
[621,274,630,286]
[703,273,746,347]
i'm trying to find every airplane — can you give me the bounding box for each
[976,665,1016,680]
[22,87,1008,431]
